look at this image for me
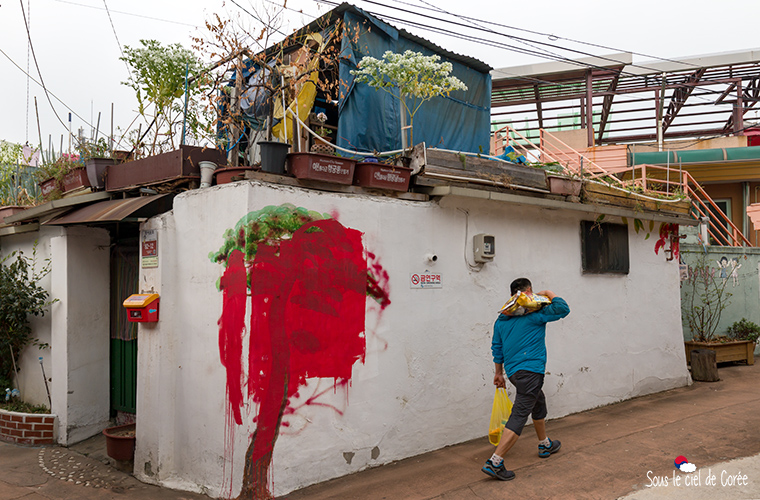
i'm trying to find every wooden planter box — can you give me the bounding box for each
[583,182,692,215]
[287,153,356,185]
[0,205,26,224]
[684,340,755,365]
[547,175,582,196]
[61,167,92,193]
[215,166,255,185]
[106,145,226,192]
[354,162,411,191]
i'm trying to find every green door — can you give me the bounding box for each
[110,243,139,414]
[110,337,137,412]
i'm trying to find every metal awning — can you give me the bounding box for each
[43,194,174,225]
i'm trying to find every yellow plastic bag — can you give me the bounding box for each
[499,291,551,316]
[488,388,513,445]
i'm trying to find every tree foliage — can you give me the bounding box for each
[121,40,211,155]
[351,50,468,146]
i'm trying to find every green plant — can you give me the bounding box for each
[0,400,49,414]
[121,39,211,155]
[0,244,54,390]
[36,153,82,180]
[1,141,38,206]
[76,137,111,160]
[682,252,732,342]
[351,50,468,147]
[726,318,760,343]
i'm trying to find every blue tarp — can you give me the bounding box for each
[337,8,491,155]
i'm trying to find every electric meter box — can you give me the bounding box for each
[473,233,496,263]
[123,293,160,323]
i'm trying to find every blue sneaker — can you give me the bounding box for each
[538,438,561,458]
[482,459,515,481]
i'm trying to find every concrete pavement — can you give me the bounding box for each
[2,363,759,500]
[285,363,760,499]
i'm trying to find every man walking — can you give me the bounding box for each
[482,277,570,481]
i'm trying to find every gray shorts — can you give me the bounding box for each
[504,370,547,436]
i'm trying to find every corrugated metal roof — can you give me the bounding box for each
[43,194,173,225]
[266,2,492,74]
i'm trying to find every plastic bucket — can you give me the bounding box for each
[259,141,291,174]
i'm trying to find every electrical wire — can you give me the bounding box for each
[24,0,31,144]
[317,0,735,106]
[102,0,131,76]
[18,0,82,146]
[52,0,198,27]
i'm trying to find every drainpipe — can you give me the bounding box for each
[743,182,749,242]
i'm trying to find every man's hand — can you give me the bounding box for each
[537,290,557,300]
[494,372,506,388]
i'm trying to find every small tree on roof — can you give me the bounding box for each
[351,50,468,148]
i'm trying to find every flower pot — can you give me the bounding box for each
[684,340,755,366]
[38,177,62,199]
[287,153,356,185]
[199,161,218,188]
[61,167,92,193]
[547,175,582,196]
[0,205,27,224]
[354,162,411,191]
[259,141,291,174]
[310,141,335,155]
[214,166,255,185]
[85,158,116,190]
[103,423,136,461]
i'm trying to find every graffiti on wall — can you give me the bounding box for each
[210,204,390,499]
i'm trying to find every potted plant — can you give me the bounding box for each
[353,158,412,192]
[310,112,335,155]
[77,137,117,190]
[34,153,89,199]
[681,254,754,365]
[103,422,136,461]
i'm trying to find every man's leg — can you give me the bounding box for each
[531,389,561,458]
[533,418,547,441]
[482,371,543,481]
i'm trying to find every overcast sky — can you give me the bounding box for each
[1,0,759,151]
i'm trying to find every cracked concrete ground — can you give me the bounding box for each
[2,363,759,499]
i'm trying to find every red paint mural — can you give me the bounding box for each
[212,204,390,499]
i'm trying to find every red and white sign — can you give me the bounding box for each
[410,272,442,289]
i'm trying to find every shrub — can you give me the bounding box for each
[0,244,53,388]
[727,318,760,343]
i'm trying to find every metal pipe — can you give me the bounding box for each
[38,357,51,409]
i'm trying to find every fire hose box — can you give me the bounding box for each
[123,293,160,322]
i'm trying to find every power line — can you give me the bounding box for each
[0,46,95,139]
[18,0,80,147]
[102,0,131,76]
[52,0,198,27]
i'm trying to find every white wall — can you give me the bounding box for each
[1,225,111,445]
[134,180,691,497]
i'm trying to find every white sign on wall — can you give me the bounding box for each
[141,230,158,269]
[410,272,442,289]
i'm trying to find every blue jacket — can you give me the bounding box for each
[492,297,570,377]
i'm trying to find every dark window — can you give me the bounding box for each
[581,221,629,274]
